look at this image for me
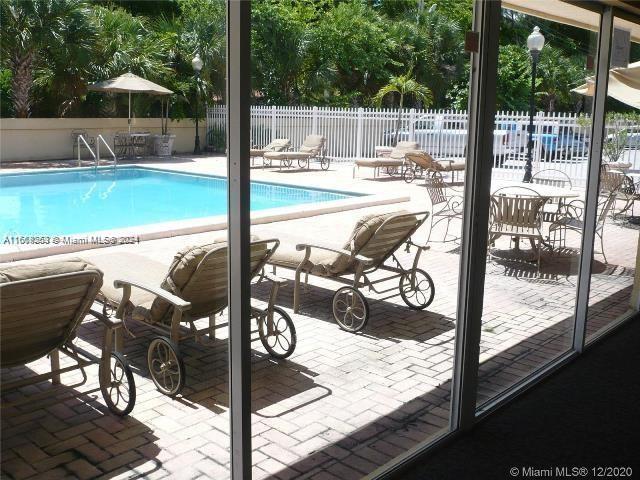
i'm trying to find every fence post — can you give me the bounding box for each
[408,108,416,141]
[312,106,318,134]
[356,107,364,159]
[534,111,544,170]
[271,106,276,141]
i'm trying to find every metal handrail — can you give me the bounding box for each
[77,135,96,166]
[96,134,117,168]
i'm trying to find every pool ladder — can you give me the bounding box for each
[77,134,117,170]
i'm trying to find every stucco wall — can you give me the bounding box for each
[0,118,206,162]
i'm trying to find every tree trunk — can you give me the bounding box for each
[393,93,404,146]
[11,52,34,118]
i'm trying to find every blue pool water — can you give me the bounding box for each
[0,167,357,237]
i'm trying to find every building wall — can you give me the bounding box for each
[0,118,205,162]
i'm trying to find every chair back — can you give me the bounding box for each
[405,151,438,170]
[490,187,547,235]
[389,141,420,159]
[300,135,326,155]
[424,170,449,207]
[596,192,617,228]
[532,169,573,189]
[356,211,429,269]
[265,138,291,151]
[600,169,625,193]
[0,267,102,367]
[150,239,279,321]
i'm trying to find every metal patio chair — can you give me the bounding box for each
[95,239,296,396]
[548,192,618,264]
[424,170,464,243]
[531,169,573,189]
[489,187,549,274]
[269,211,435,332]
[531,169,574,222]
[0,259,136,416]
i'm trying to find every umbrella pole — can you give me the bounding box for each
[128,91,131,133]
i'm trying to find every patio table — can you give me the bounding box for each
[492,181,580,202]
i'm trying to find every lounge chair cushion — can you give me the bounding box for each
[389,142,420,159]
[90,252,168,312]
[250,138,290,156]
[264,151,314,160]
[0,258,102,284]
[147,240,229,323]
[146,235,266,323]
[354,158,405,168]
[437,159,466,171]
[264,135,325,160]
[271,212,400,276]
[0,258,103,367]
[300,134,325,153]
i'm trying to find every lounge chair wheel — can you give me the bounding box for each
[147,336,185,397]
[100,352,136,416]
[386,166,398,177]
[399,268,435,310]
[320,157,330,170]
[332,287,369,332]
[263,157,272,167]
[403,167,417,183]
[284,158,293,168]
[258,307,297,359]
[297,158,309,169]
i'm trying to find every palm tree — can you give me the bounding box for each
[0,0,94,117]
[374,72,433,145]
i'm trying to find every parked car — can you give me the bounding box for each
[605,129,640,149]
[517,122,590,161]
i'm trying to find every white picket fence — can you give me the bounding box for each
[206,106,639,185]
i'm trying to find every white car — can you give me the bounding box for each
[385,114,515,159]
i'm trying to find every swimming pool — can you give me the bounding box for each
[0,166,358,237]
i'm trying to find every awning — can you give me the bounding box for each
[572,61,640,109]
[502,0,640,43]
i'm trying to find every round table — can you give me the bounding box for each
[492,181,580,201]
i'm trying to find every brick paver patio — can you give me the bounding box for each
[1,158,637,479]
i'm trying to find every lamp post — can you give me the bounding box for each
[523,26,545,182]
[192,53,203,155]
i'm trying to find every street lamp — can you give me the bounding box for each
[192,53,203,155]
[523,26,545,182]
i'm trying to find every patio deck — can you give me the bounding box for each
[1,156,637,480]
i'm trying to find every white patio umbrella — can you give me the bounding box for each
[572,61,640,110]
[88,72,174,132]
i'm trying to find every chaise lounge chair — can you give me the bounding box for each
[403,151,465,183]
[353,141,420,179]
[250,138,291,167]
[269,210,435,332]
[94,238,296,396]
[0,258,136,415]
[263,134,329,170]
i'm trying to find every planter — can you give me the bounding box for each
[153,134,176,156]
